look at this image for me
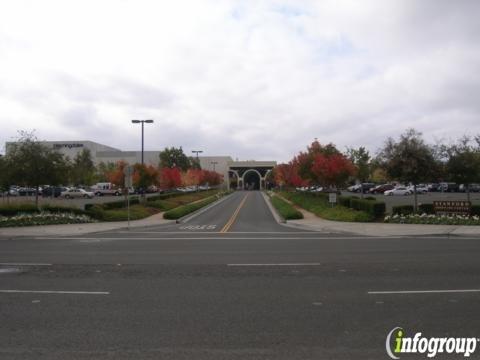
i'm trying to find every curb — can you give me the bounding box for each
[261,191,286,224]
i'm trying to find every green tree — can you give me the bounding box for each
[70,149,96,186]
[95,161,117,182]
[378,129,437,212]
[159,147,191,171]
[347,147,371,182]
[5,131,69,207]
[445,136,480,202]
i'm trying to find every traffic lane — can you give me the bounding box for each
[1,235,480,265]
[229,191,297,233]
[129,191,247,233]
[1,265,480,359]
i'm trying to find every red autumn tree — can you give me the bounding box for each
[106,160,128,187]
[311,153,356,188]
[160,167,182,189]
[274,162,304,188]
[202,170,222,186]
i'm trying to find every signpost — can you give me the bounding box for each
[123,166,134,228]
[329,192,337,208]
[433,201,471,216]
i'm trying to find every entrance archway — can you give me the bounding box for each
[242,169,262,190]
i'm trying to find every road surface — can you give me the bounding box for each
[1,191,479,359]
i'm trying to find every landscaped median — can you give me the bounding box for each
[0,190,230,226]
[268,193,303,220]
[278,191,386,222]
[85,189,229,222]
[0,204,96,227]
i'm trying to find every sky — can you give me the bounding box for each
[1,0,479,162]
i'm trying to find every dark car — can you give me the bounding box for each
[42,186,68,197]
[439,182,459,193]
[459,183,480,193]
[427,183,441,192]
[17,187,37,196]
[354,183,376,193]
[369,184,395,194]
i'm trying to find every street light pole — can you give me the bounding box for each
[192,150,203,192]
[131,120,154,166]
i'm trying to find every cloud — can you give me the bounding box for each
[1,0,479,161]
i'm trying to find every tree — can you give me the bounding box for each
[159,147,191,171]
[445,136,480,202]
[347,147,371,182]
[378,129,437,212]
[105,160,128,187]
[311,153,356,188]
[5,131,69,207]
[96,162,117,182]
[274,163,305,188]
[160,167,182,189]
[70,149,96,186]
[133,164,159,190]
[294,140,341,184]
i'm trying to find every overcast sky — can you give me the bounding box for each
[1,0,479,162]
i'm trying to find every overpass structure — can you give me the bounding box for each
[227,161,276,190]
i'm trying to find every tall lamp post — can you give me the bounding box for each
[192,150,203,191]
[131,119,154,166]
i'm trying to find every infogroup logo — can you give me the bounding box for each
[386,327,479,359]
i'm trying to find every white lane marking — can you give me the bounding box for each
[35,236,403,241]
[0,263,52,266]
[227,263,321,266]
[179,225,217,230]
[0,290,109,295]
[368,289,480,295]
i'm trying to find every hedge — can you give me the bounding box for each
[163,195,219,220]
[392,205,414,215]
[270,195,303,220]
[0,204,86,216]
[349,198,386,219]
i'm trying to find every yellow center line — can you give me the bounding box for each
[220,193,250,233]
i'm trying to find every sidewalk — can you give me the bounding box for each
[284,207,480,237]
[0,212,174,238]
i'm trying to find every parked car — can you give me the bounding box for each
[60,188,95,199]
[459,184,480,192]
[439,182,459,193]
[349,183,376,193]
[17,187,37,196]
[369,184,394,194]
[407,184,428,194]
[42,186,69,198]
[384,187,411,196]
[91,182,122,196]
[427,183,441,192]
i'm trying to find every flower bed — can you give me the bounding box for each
[384,213,480,225]
[0,212,96,227]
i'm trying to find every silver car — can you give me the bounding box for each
[60,188,95,199]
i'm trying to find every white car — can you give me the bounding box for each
[60,188,95,199]
[384,187,411,196]
[407,185,428,194]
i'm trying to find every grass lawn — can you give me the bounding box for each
[280,191,374,222]
[269,194,303,220]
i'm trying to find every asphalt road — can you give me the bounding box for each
[1,191,480,359]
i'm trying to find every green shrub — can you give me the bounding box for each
[147,200,178,211]
[364,196,376,201]
[418,203,434,214]
[350,198,386,219]
[270,195,303,220]
[338,195,352,208]
[280,192,374,222]
[0,204,39,216]
[392,205,414,215]
[471,205,480,216]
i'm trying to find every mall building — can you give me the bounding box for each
[5,140,276,190]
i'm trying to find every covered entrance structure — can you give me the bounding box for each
[227,161,276,190]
